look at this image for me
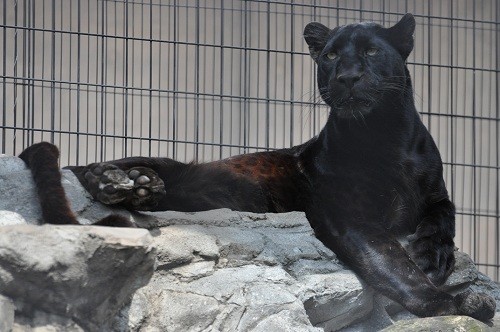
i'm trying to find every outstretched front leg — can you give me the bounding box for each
[310,220,496,321]
[306,184,496,321]
[407,197,456,286]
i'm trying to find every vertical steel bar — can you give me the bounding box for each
[22,0,27,149]
[243,0,248,153]
[148,2,153,157]
[219,0,225,159]
[472,0,478,262]
[289,0,295,148]
[195,0,200,161]
[76,0,81,164]
[123,0,129,157]
[86,0,91,163]
[495,0,500,281]
[265,0,270,150]
[99,0,106,161]
[50,0,55,143]
[427,0,432,132]
[22,0,27,148]
[172,0,178,159]
[30,0,35,146]
[1,0,6,153]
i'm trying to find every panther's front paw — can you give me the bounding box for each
[454,290,496,321]
[83,163,165,209]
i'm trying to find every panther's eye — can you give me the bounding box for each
[365,48,378,56]
[326,51,337,60]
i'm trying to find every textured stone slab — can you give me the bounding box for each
[0,155,27,175]
[113,265,319,331]
[13,310,84,332]
[0,210,26,226]
[141,208,312,229]
[0,295,15,332]
[1,154,499,331]
[0,224,156,330]
[297,271,374,331]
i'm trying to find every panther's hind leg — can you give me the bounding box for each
[68,163,166,211]
[407,198,456,286]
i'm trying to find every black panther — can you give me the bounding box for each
[20,14,496,321]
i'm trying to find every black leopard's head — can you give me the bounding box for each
[304,14,416,119]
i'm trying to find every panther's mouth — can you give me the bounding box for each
[335,96,372,109]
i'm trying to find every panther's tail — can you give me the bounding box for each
[19,142,134,227]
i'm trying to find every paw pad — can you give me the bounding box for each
[136,175,151,185]
[81,163,165,209]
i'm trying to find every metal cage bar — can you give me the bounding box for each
[0,0,499,282]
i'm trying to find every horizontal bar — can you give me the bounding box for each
[0,125,281,152]
[0,24,498,73]
[2,76,500,122]
[77,0,500,26]
[2,125,500,172]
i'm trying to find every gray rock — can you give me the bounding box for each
[1,154,499,331]
[0,169,44,224]
[288,259,344,278]
[0,155,27,175]
[297,272,374,331]
[141,289,220,331]
[136,212,365,331]
[114,265,319,331]
[470,272,500,312]
[205,225,267,265]
[443,250,479,291]
[152,225,219,271]
[340,294,395,332]
[252,310,323,332]
[0,210,26,226]
[491,313,500,330]
[0,224,156,331]
[380,315,491,331]
[0,295,15,332]
[13,310,84,332]
[141,209,310,229]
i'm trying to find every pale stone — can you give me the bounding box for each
[0,224,155,331]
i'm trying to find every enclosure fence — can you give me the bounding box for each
[1,0,499,282]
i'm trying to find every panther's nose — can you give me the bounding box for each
[336,71,363,89]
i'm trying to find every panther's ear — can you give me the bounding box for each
[387,13,415,60]
[304,22,333,63]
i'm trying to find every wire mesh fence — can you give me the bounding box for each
[1,0,499,282]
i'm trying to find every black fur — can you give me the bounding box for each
[21,14,495,321]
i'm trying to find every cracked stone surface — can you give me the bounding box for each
[0,154,499,331]
[0,224,156,331]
